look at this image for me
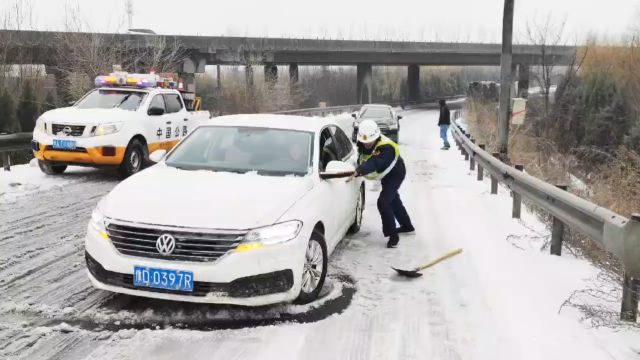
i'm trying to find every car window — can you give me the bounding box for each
[164,94,183,113]
[360,107,392,119]
[149,95,166,111]
[75,89,147,111]
[165,126,313,176]
[330,126,353,160]
[319,128,339,172]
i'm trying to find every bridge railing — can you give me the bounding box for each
[450,110,640,322]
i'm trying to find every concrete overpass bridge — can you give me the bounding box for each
[0,30,576,103]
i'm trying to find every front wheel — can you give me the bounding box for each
[38,160,67,175]
[118,139,145,178]
[294,231,328,304]
[348,185,365,234]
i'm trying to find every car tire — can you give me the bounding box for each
[294,230,328,304]
[38,160,67,175]
[348,185,365,234]
[118,139,145,178]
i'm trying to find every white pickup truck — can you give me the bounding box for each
[32,75,210,177]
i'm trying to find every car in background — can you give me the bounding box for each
[85,114,365,305]
[351,104,402,143]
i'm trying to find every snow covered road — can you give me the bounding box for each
[1,109,639,359]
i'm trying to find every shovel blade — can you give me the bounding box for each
[392,267,423,278]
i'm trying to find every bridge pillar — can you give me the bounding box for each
[289,63,299,93]
[245,65,254,90]
[407,64,420,102]
[216,65,222,89]
[518,65,530,98]
[264,64,278,88]
[357,64,373,104]
[179,73,196,92]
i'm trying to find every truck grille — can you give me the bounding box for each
[52,124,85,136]
[106,221,245,263]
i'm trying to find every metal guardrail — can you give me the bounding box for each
[0,96,466,171]
[0,132,32,171]
[272,95,466,116]
[449,110,640,322]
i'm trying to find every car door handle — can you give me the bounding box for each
[183,118,189,121]
[166,121,172,125]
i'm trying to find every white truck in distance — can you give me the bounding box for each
[32,73,210,177]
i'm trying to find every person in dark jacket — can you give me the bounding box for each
[349,120,414,248]
[438,99,451,149]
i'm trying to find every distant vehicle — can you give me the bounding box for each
[85,114,365,305]
[31,72,210,177]
[351,104,401,143]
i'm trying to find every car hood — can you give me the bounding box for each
[41,107,140,125]
[100,164,314,230]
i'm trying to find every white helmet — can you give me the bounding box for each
[357,120,381,144]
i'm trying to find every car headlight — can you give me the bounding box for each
[35,117,46,133]
[89,208,109,239]
[388,122,399,130]
[236,220,303,252]
[93,123,122,136]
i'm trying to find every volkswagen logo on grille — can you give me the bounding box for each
[62,126,73,135]
[156,234,175,255]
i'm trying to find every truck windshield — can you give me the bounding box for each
[75,90,147,111]
[166,126,313,176]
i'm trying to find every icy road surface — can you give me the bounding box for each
[1,109,639,360]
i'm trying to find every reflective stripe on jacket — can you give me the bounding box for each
[358,135,400,180]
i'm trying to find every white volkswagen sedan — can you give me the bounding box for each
[85,114,364,305]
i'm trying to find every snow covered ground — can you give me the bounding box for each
[1,109,639,360]
[0,159,104,204]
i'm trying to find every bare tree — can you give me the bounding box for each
[526,15,567,116]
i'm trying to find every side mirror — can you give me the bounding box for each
[320,160,356,180]
[397,115,403,120]
[149,149,167,163]
[148,106,165,116]
[351,112,358,119]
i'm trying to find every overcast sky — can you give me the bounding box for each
[2,0,639,43]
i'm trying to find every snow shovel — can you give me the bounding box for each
[392,248,463,278]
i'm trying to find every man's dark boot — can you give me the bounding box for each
[396,225,415,235]
[387,234,400,248]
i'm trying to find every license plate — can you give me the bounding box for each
[133,266,194,292]
[52,139,76,150]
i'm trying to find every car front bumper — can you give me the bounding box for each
[32,129,126,166]
[84,225,307,306]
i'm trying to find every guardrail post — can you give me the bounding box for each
[550,185,568,256]
[491,152,500,194]
[469,139,476,170]
[477,145,485,180]
[464,149,470,161]
[621,272,639,322]
[2,152,10,171]
[512,164,524,218]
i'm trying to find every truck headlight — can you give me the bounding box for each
[237,221,303,252]
[93,123,122,136]
[89,208,109,239]
[35,117,46,133]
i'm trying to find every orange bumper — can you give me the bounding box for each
[33,144,126,166]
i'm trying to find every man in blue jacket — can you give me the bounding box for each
[350,120,414,248]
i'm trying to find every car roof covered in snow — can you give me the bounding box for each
[361,104,392,108]
[204,114,336,133]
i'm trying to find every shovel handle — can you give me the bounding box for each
[415,248,463,272]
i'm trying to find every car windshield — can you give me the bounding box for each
[360,107,391,120]
[165,126,313,176]
[75,89,147,111]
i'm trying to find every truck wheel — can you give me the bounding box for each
[118,139,144,178]
[38,160,67,175]
[294,230,328,304]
